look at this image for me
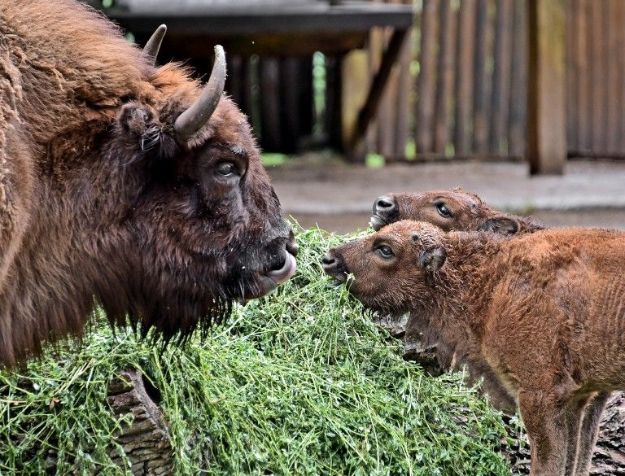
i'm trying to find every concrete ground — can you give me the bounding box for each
[268,158,625,233]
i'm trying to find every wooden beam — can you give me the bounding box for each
[527,0,566,175]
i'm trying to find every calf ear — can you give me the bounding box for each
[419,247,447,273]
[478,216,519,235]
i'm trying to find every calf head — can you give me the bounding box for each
[322,221,446,316]
[370,189,530,235]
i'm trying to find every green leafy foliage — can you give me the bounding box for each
[0,224,514,475]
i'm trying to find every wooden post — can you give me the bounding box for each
[527,0,566,175]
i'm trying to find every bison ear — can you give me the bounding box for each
[419,247,447,273]
[478,216,519,235]
[117,103,176,158]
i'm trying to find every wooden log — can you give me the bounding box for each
[433,0,457,154]
[259,57,282,151]
[577,0,591,154]
[489,0,513,155]
[415,0,440,155]
[393,0,414,161]
[606,0,620,153]
[106,370,174,475]
[472,0,493,154]
[453,0,477,156]
[527,0,566,175]
[508,0,527,158]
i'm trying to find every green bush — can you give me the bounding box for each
[0,225,515,475]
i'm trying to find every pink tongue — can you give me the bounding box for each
[268,253,297,284]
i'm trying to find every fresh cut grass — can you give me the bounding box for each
[0,224,516,475]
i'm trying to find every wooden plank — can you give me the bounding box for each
[109,4,415,36]
[325,55,343,150]
[342,49,370,157]
[416,0,440,155]
[433,0,457,154]
[472,0,492,154]
[527,0,566,175]
[617,1,625,153]
[508,0,527,158]
[606,0,620,153]
[577,0,591,153]
[489,0,513,154]
[453,0,477,155]
[279,57,301,153]
[347,28,409,155]
[393,0,414,160]
[298,56,314,137]
[565,0,577,153]
[589,0,604,151]
[259,57,282,151]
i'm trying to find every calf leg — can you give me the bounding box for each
[574,391,610,476]
[519,390,574,476]
[563,395,590,476]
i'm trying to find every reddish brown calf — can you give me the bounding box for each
[370,189,542,234]
[324,221,625,475]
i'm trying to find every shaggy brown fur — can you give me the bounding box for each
[370,189,543,234]
[324,221,625,475]
[370,189,544,412]
[0,0,296,366]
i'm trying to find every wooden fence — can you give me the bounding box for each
[372,0,625,162]
[223,0,625,161]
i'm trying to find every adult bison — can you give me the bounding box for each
[0,0,296,366]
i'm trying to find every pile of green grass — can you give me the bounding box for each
[0,225,517,474]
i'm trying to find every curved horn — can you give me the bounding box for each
[174,45,227,141]
[142,24,167,66]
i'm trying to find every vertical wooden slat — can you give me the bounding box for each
[453,0,477,155]
[508,0,527,158]
[606,0,619,153]
[415,0,440,155]
[472,0,492,154]
[617,0,625,153]
[433,0,457,154]
[259,58,282,151]
[325,56,343,150]
[489,0,513,155]
[298,56,314,137]
[393,0,414,160]
[576,0,591,153]
[279,58,301,153]
[565,1,577,153]
[590,0,604,151]
[527,0,566,175]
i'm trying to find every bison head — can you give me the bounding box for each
[370,189,541,235]
[85,39,296,340]
[322,221,446,316]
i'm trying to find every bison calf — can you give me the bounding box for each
[324,220,625,475]
[370,189,543,234]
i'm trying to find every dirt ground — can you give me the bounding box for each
[268,157,625,233]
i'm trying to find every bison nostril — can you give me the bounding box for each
[374,196,397,215]
[321,255,336,267]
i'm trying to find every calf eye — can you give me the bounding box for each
[216,161,238,177]
[435,202,452,218]
[375,244,394,259]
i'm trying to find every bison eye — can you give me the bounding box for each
[375,244,394,259]
[435,202,452,218]
[216,161,238,177]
